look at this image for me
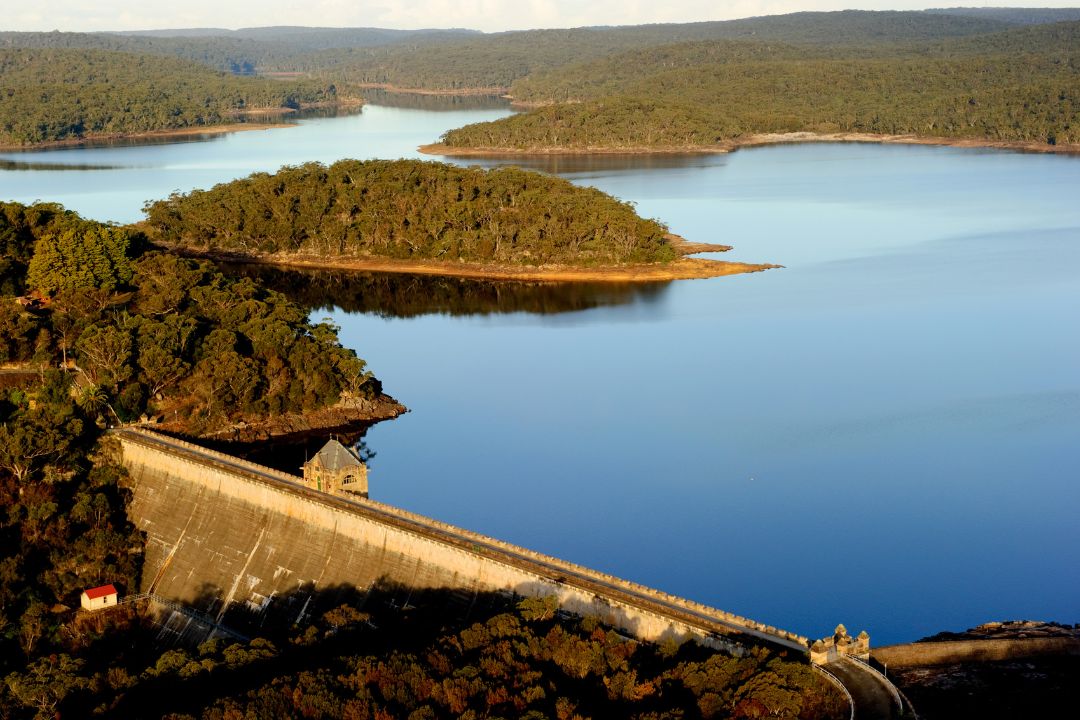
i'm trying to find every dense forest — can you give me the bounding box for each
[438,21,1080,150]
[142,160,678,266]
[282,10,1022,91]
[0,48,344,145]
[0,27,479,75]
[1,575,847,719]
[0,202,379,434]
[0,9,1072,90]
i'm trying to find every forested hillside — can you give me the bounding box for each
[0,202,381,433]
[289,10,1019,91]
[142,160,678,266]
[1,10,1076,147]
[924,6,1080,24]
[0,27,476,75]
[438,22,1080,151]
[0,9,1053,88]
[0,48,344,145]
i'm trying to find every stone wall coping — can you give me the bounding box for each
[114,427,810,648]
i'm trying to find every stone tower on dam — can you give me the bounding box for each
[115,428,809,653]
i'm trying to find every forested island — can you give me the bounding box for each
[141,159,770,281]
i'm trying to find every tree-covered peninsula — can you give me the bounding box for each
[0,201,399,437]
[433,21,1080,153]
[0,48,348,146]
[141,159,764,280]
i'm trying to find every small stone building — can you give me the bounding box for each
[810,623,871,665]
[301,439,368,497]
[81,584,118,611]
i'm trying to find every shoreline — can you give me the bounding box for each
[0,98,364,152]
[0,121,299,152]
[161,245,778,283]
[155,393,407,445]
[419,131,1080,158]
[353,82,509,97]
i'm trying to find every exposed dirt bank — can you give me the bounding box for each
[355,82,509,97]
[159,245,777,283]
[667,234,733,255]
[154,393,407,445]
[420,131,1080,157]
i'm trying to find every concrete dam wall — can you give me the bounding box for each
[873,638,1080,667]
[117,428,809,652]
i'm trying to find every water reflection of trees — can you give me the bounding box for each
[462,152,723,176]
[362,89,510,112]
[0,159,124,171]
[217,263,671,318]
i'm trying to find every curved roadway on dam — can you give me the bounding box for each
[825,658,905,720]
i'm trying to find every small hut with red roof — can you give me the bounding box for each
[80,584,118,611]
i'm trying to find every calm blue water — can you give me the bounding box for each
[3,104,1078,645]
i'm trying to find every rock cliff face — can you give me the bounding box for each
[167,393,407,444]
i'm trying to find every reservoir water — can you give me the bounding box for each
[2,100,1077,645]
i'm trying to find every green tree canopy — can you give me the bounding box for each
[26,225,139,296]
[143,159,677,266]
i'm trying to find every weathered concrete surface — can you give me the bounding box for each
[116,428,809,652]
[825,658,902,720]
[873,637,1080,668]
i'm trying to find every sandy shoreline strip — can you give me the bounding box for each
[420,132,1080,157]
[163,246,778,283]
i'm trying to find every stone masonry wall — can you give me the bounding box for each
[873,638,1080,667]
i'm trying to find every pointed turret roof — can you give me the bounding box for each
[311,439,364,471]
